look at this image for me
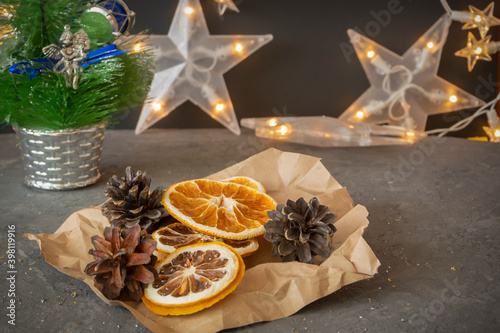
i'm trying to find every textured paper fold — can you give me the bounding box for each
[27,148,380,333]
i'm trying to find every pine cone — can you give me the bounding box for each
[102,166,168,230]
[264,197,336,264]
[84,225,158,300]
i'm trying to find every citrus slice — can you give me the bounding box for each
[223,176,266,193]
[153,250,167,263]
[153,222,259,257]
[143,242,245,316]
[162,179,276,240]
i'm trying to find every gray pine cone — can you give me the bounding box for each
[264,197,336,264]
[102,167,168,230]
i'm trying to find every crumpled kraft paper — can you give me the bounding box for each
[27,148,380,333]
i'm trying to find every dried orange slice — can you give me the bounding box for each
[223,176,266,193]
[153,223,259,257]
[143,242,244,316]
[162,179,276,240]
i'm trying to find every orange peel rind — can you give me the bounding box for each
[223,176,266,193]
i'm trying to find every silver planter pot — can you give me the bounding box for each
[14,124,105,190]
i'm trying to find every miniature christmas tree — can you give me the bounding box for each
[0,0,154,130]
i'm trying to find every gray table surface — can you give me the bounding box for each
[1,128,499,333]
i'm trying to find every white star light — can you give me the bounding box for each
[135,0,272,135]
[455,32,492,71]
[460,2,500,39]
[340,14,484,132]
[214,0,240,16]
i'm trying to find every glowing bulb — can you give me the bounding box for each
[495,129,500,138]
[152,102,162,112]
[184,6,194,15]
[215,103,225,112]
[267,118,278,127]
[355,111,365,119]
[406,131,415,137]
[234,43,244,53]
[427,42,435,49]
[474,47,483,55]
[133,43,142,53]
[366,52,391,73]
[474,15,482,23]
[449,95,458,103]
[276,125,289,135]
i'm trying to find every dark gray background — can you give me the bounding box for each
[3,0,499,137]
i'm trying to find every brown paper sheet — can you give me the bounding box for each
[27,148,380,333]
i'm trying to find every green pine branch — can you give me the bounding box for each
[3,0,88,59]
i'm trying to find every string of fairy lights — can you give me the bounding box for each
[132,0,500,144]
[439,0,500,141]
[242,1,500,146]
[342,1,500,141]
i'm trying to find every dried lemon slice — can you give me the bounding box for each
[162,179,276,240]
[143,242,244,316]
[223,176,266,193]
[153,223,259,257]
